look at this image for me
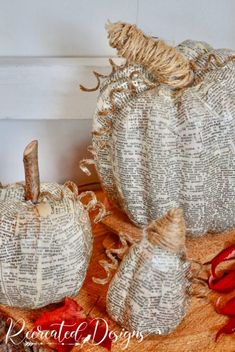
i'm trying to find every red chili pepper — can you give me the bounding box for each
[215,296,235,316]
[210,245,235,278]
[208,271,235,293]
[215,316,235,341]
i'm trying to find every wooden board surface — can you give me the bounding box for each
[0,191,235,351]
[0,57,113,120]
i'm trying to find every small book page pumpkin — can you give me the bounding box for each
[0,141,94,309]
[88,21,235,236]
[106,208,190,335]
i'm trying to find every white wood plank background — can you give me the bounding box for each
[0,0,234,120]
[0,57,123,120]
[0,0,234,182]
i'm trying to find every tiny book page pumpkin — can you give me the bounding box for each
[88,21,235,236]
[0,141,93,309]
[106,208,190,335]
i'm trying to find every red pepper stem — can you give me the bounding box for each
[211,245,235,278]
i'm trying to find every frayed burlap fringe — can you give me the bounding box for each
[78,190,109,223]
[79,145,99,176]
[80,158,96,176]
[190,52,235,73]
[64,182,109,223]
[92,70,155,144]
[0,180,108,224]
[79,58,127,92]
[80,71,110,92]
[64,181,110,224]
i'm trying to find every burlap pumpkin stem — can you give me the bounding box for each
[147,207,186,253]
[148,211,209,300]
[106,20,194,89]
[79,21,235,96]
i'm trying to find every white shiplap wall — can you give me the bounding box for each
[0,57,115,120]
[0,0,234,183]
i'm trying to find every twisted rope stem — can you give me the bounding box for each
[106,21,194,89]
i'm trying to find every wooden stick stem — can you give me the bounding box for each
[23,140,40,203]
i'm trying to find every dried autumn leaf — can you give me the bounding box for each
[32,297,113,351]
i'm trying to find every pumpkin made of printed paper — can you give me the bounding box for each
[107,208,190,335]
[91,22,235,236]
[0,141,93,309]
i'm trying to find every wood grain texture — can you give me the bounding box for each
[23,140,40,203]
[0,57,122,120]
[0,191,235,351]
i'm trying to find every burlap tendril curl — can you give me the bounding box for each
[106,21,194,89]
[0,180,108,224]
[92,236,129,285]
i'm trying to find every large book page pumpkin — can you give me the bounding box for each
[87,22,235,236]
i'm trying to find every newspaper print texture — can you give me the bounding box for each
[93,40,235,236]
[107,236,190,335]
[0,183,92,309]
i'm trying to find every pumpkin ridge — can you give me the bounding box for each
[91,26,235,236]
